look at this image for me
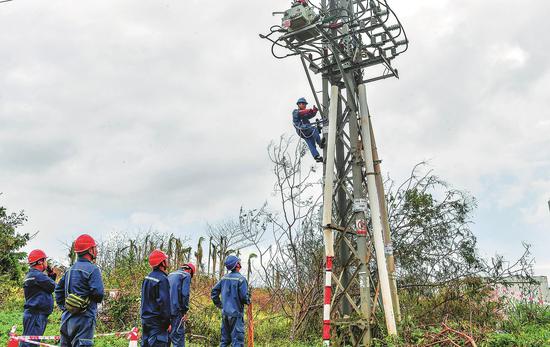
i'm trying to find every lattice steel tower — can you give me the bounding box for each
[262,0,408,345]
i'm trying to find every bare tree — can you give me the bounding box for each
[241,136,325,340]
[208,216,260,278]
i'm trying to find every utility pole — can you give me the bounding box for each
[262,0,408,345]
[370,120,401,322]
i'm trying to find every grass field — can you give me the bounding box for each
[0,303,316,347]
[3,288,549,346]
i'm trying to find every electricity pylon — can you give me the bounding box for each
[262,0,408,346]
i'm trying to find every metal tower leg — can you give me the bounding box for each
[336,96,352,316]
[346,86,373,346]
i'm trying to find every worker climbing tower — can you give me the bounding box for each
[262,0,408,346]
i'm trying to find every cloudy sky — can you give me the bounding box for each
[1,0,548,277]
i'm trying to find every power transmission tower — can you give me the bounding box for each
[262,0,408,346]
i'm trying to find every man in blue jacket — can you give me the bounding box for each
[141,249,171,347]
[211,255,251,347]
[167,263,195,347]
[55,234,104,347]
[292,97,324,162]
[21,249,57,347]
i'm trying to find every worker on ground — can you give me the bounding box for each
[167,263,196,347]
[21,250,57,347]
[292,97,324,162]
[141,249,171,347]
[55,234,104,347]
[211,255,250,347]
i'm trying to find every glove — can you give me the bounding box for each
[168,325,172,333]
[312,105,318,112]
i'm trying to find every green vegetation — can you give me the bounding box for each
[0,201,30,284]
[0,292,312,347]
[484,303,550,347]
[1,161,548,346]
[2,279,549,346]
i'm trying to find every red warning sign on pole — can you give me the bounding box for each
[356,219,367,235]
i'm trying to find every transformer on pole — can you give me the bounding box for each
[262,0,408,345]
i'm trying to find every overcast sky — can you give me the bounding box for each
[1,0,548,277]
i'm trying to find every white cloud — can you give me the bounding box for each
[488,44,529,69]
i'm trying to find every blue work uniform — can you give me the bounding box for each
[167,269,191,347]
[55,257,104,347]
[141,269,171,347]
[211,271,250,347]
[292,108,322,158]
[21,268,57,347]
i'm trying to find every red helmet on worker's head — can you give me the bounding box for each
[182,263,196,277]
[28,249,47,265]
[149,249,168,268]
[73,234,97,254]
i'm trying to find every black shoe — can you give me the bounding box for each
[314,155,323,163]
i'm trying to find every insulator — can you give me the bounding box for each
[387,24,400,31]
[396,39,408,46]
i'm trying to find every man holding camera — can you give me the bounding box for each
[21,249,57,347]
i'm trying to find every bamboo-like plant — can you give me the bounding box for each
[207,236,213,276]
[212,244,217,279]
[247,253,257,282]
[195,236,204,276]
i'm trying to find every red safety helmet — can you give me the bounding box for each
[183,263,196,277]
[149,249,168,268]
[28,249,47,264]
[74,234,97,254]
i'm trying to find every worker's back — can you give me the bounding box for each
[141,268,170,326]
[212,271,250,317]
[55,257,104,319]
[23,268,56,314]
[167,269,191,316]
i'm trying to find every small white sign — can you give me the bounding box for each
[384,244,394,256]
[353,198,368,212]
